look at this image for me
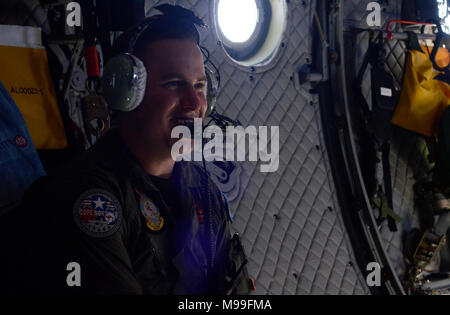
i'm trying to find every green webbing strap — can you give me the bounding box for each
[372,185,403,225]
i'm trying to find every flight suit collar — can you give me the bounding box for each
[103,127,204,189]
[175,161,205,188]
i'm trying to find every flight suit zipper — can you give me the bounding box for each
[208,182,215,270]
[201,174,215,273]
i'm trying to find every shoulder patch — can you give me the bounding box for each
[73,189,123,238]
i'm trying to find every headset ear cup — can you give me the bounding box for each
[205,67,218,117]
[101,54,147,112]
[128,55,147,110]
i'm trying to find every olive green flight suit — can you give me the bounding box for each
[6,129,252,295]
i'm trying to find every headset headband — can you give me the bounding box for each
[125,4,207,54]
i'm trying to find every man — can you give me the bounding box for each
[6,5,252,295]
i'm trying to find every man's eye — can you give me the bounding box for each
[165,81,183,88]
[195,82,206,90]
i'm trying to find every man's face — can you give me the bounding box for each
[133,39,207,157]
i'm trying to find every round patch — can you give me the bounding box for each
[73,189,122,238]
[140,194,164,231]
[14,135,27,148]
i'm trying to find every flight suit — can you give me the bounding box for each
[8,129,252,295]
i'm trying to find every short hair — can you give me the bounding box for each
[114,5,203,58]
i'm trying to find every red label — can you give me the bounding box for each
[85,46,100,77]
[80,207,96,223]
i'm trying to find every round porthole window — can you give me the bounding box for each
[212,0,287,69]
[218,0,259,43]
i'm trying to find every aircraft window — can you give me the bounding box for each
[214,0,273,63]
[218,0,258,43]
[213,0,287,69]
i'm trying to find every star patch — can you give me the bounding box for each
[73,189,122,238]
[139,194,164,232]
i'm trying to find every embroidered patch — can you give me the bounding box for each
[73,189,122,238]
[139,194,164,231]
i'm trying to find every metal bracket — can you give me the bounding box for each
[293,53,323,101]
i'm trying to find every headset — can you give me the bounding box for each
[100,4,218,116]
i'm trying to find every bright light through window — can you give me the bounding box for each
[218,0,258,43]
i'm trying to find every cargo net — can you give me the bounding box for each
[437,0,450,33]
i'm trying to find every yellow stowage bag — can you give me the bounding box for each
[0,25,67,149]
[392,46,450,137]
